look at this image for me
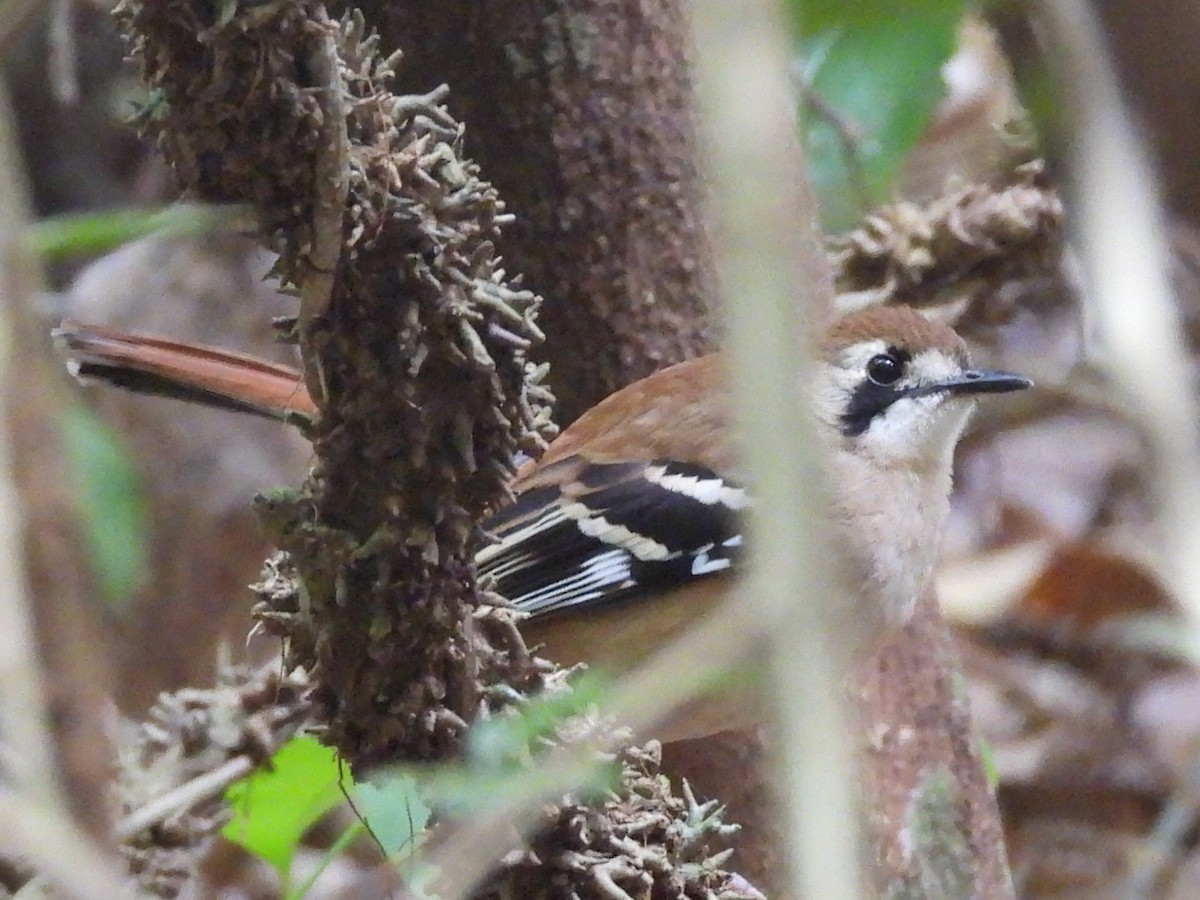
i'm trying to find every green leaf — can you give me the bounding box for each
[354,772,430,858]
[789,0,963,35]
[58,405,149,612]
[222,736,345,879]
[789,0,968,230]
[25,204,249,262]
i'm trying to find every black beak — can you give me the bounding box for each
[906,369,1033,400]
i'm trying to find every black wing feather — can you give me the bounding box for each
[477,458,747,617]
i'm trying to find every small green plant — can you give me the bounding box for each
[222,736,347,888]
[221,679,620,897]
[789,0,969,230]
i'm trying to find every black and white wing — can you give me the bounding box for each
[477,457,748,617]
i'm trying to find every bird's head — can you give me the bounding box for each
[815,306,1031,469]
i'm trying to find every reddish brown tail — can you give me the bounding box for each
[53,321,317,423]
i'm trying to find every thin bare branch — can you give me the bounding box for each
[0,786,129,900]
[0,71,68,817]
[688,0,863,897]
[114,756,255,841]
[1034,1,1200,642]
[296,4,349,402]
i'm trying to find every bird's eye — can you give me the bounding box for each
[866,352,904,386]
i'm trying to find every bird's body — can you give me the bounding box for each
[476,305,1025,644]
[55,306,1029,738]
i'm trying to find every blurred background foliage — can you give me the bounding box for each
[789,0,968,230]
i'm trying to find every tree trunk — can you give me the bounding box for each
[370,0,718,421]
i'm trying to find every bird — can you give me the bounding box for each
[54,306,1030,737]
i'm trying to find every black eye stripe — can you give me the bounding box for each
[840,346,911,436]
[841,380,900,436]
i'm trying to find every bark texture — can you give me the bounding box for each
[368,0,718,422]
[856,593,1014,898]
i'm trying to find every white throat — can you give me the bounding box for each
[825,402,972,620]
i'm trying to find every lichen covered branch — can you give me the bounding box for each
[115,0,553,765]
[114,665,312,897]
[831,162,1063,311]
